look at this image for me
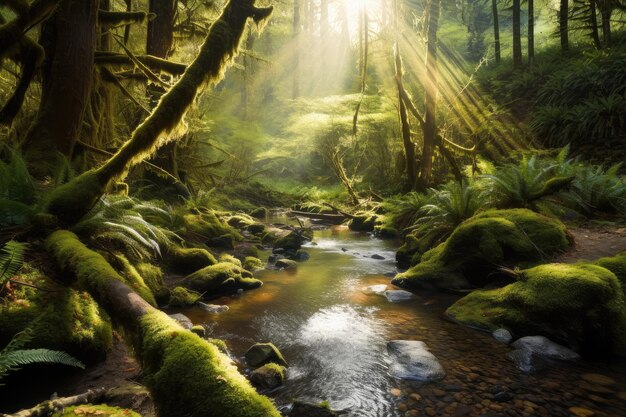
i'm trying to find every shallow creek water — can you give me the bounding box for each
[180,224,626,417]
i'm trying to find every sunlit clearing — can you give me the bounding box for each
[329,0,383,42]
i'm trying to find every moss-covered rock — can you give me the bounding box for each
[248,222,267,235]
[250,362,286,389]
[138,311,281,417]
[244,342,288,367]
[348,212,378,232]
[244,256,265,271]
[226,214,255,228]
[446,262,626,355]
[182,211,242,242]
[250,207,268,219]
[392,209,572,290]
[273,230,312,251]
[219,253,243,268]
[52,404,141,417]
[395,233,424,268]
[191,325,206,337]
[168,246,217,274]
[594,252,626,292]
[135,262,170,304]
[169,286,201,307]
[208,338,229,354]
[182,262,261,293]
[275,258,297,270]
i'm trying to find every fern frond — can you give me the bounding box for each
[0,241,27,287]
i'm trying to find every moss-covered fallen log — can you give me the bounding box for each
[46,0,273,225]
[46,230,280,417]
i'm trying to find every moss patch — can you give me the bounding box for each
[219,253,242,268]
[182,211,242,242]
[244,256,265,271]
[392,209,571,290]
[112,254,157,306]
[273,230,311,250]
[447,262,626,355]
[135,262,169,303]
[169,286,201,307]
[52,404,140,417]
[138,311,280,417]
[594,252,626,293]
[168,246,217,274]
[182,262,261,293]
[348,212,378,232]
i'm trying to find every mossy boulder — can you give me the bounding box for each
[226,214,255,228]
[594,252,626,293]
[244,256,265,271]
[273,230,312,251]
[348,212,378,232]
[168,246,217,274]
[275,258,297,270]
[250,362,286,389]
[182,211,242,242]
[219,253,243,268]
[244,342,288,367]
[191,325,206,337]
[250,207,268,219]
[182,262,261,293]
[248,223,267,235]
[52,404,141,417]
[392,209,572,290]
[169,286,201,307]
[395,233,424,268]
[446,262,626,356]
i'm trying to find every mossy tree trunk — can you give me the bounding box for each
[560,0,569,51]
[589,0,602,49]
[23,0,98,168]
[528,0,534,65]
[512,0,522,67]
[598,0,612,47]
[46,231,280,417]
[492,0,500,63]
[45,0,274,225]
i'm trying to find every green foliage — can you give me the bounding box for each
[0,241,26,289]
[0,150,38,226]
[380,192,431,231]
[0,329,84,384]
[563,163,626,215]
[71,195,179,261]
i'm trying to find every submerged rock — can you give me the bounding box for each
[288,401,337,417]
[250,363,286,389]
[245,342,288,367]
[508,347,548,373]
[511,336,581,362]
[384,290,414,303]
[371,254,385,260]
[387,340,445,381]
[492,328,513,344]
[276,258,298,270]
[196,301,229,313]
[168,313,193,330]
[362,284,387,295]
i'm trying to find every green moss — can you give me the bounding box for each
[447,262,626,355]
[348,212,378,232]
[244,342,288,367]
[45,170,104,225]
[226,214,255,228]
[219,253,242,268]
[392,209,572,290]
[208,338,229,354]
[249,362,286,388]
[169,287,201,308]
[52,404,141,417]
[135,262,169,303]
[273,230,311,250]
[594,252,626,292]
[250,207,267,219]
[182,211,242,241]
[191,325,206,337]
[244,256,265,271]
[138,311,281,417]
[168,246,217,274]
[248,223,267,235]
[182,262,261,293]
[112,254,157,306]
[395,233,424,268]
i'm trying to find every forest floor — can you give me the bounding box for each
[557,223,626,263]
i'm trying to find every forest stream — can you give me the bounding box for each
[172,215,626,417]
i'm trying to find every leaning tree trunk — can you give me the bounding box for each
[492,0,501,63]
[45,231,280,417]
[589,0,602,49]
[45,0,274,226]
[512,0,522,67]
[560,0,569,51]
[417,0,440,190]
[23,0,98,167]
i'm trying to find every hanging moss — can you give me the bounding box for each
[168,246,217,274]
[392,209,572,290]
[169,286,201,308]
[44,0,274,226]
[52,404,141,417]
[182,262,261,293]
[446,262,626,355]
[139,311,281,417]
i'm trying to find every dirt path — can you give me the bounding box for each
[556,224,626,263]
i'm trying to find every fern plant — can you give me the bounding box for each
[0,241,26,290]
[0,150,38,226]
[0,329,84,385]
[410,182,485,248]
[562,164,626,215]
[381,192,430,231]
[71,195,179,261]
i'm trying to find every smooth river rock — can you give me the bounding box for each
[387,340,445,381]
[168,313,193,330]
[511,336,581,361]
[196,301,229,313]
[384,290,414,303]
[492,328,513,344]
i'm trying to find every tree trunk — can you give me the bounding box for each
[492,0,500,63]
[599,1,612,47]
[45,230,280,417]
[560,0,569,51]
[512,0,522,67]
[528,0,534,65]
[147,0,176,58]
[292,0,300,99]
[23,0,98,167]
[589,0,602,49]
[45,0,274,226]
[418,0,440,190]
